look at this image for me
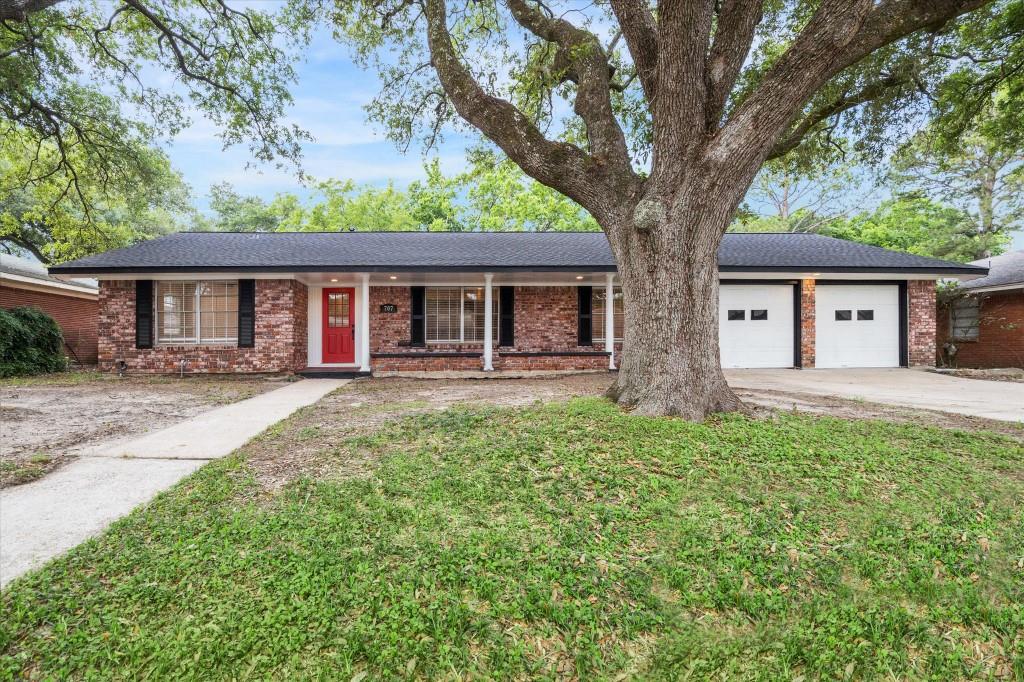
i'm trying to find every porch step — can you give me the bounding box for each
[297,369,372,379]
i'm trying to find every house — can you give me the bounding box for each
[47,232,986,376]
[1,254,100,365]
[937,250,1024,369]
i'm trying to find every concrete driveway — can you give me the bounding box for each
[726,368,1024,424]
[0,378,347,588]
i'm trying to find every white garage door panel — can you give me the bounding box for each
[719,285,794,368]
[815,285,900,368]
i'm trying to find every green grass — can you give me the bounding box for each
[0,454,53,486]
[2,399,1022,679]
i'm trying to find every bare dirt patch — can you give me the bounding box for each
[934,368,1024,384]
[1,373,290,487]
[242,373,1022,491]
[244,373,613,489]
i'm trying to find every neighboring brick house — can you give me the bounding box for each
[1,254,99,364]
[48,232,985,376]
[937,250,1024,369]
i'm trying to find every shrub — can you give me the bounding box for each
[0,306,67,377]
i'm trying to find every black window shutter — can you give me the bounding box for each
[410,286,426,346]
[135,280,153,349]
[499,286,515,346]
[577,286,593,346]
[237,279,256,348]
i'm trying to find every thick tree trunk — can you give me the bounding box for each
[605,191,742,419]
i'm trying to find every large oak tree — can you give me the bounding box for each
[5,0,1021,417]
[321,0,1019,418]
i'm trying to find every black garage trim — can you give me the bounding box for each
[500,351,611,357]
[793,281,803,368]
[898,281,909,367]
[371,351,482,358]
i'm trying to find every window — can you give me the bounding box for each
[857,309,874,321]
[727,309,745,321]
[751,309,768,321]
[425,287,498,343]
[155,280,238,344]
[950,297,980,341]
[593,287,624,343]
[834,309,852,321]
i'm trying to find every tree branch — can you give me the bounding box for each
[423,0,629,220]
[715,0,990,169]
[767,72,911,160]
[705,0,762,127]
[0,0,62,21]
[650,0,713,180]
[608,0,658,102]
[503,0,631,169]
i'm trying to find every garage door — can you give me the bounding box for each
[815,284,901,368]
[719,284,795,368]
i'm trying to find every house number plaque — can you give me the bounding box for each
[379,304,398,313]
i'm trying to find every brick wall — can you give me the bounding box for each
[800,279,815,368]
[907,280,937,367]
[0,284,98,364]
[98,279,307,374]
[367,285,609,372]
[937,290,1024,368]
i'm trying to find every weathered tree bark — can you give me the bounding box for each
[607,223,740,418]
[604,168,750,417]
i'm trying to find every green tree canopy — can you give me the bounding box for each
[202,157,598,233]
[0,131,193,263]
[824,196,1002,262]
[1,0,307,246]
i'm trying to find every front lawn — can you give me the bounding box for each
[2,399,1022,679]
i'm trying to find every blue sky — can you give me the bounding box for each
[165,22,475,211]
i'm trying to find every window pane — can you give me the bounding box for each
[835,309,852,321]
[751,309,768,321]
[727,309,745,321]
[462,288,485,342]
[328,292,350,328]
[198,281,238,342]
[155,281,197,343]
[951,298,980,340]
[426,288,460,342]
[463,288,498,342]
[856,309,874,321]
[592,287,624,342]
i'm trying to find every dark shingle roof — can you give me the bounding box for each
[48,231,986,275]
[961,250,1024,290]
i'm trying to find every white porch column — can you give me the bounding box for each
[483,273,494,371]
[605,273,616,370]
[359,273,371,372]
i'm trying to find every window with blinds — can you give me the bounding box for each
[592,287,624,343]
[155,281,239,344]
[425,287,499,343]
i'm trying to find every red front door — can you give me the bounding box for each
[322,288,355,363]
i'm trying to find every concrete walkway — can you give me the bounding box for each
[1,379,346,588]
[726,368,1024,423]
